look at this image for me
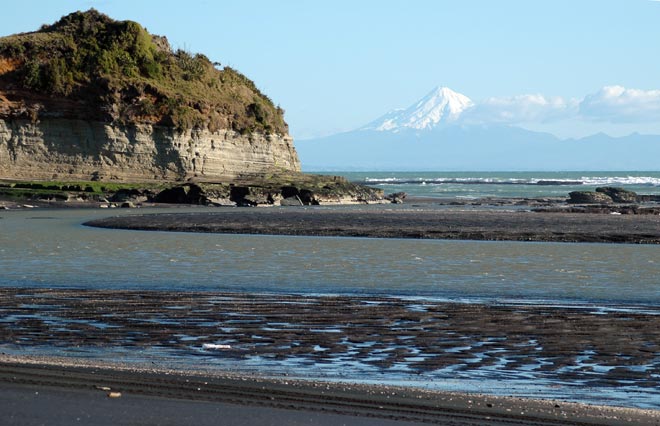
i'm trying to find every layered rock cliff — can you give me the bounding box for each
[0,10,301,182]
[0,118,299,181]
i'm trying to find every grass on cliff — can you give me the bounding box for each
[0,179,167,202]
[0,180,164,194]
[0,9,287,134]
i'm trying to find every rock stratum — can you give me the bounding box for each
[0,10,301,182]
[0,119,298,181]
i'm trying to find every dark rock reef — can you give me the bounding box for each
[568,186,660,205]
[567,190,614,204]
[0,172,386,208]
[595,186,640,203]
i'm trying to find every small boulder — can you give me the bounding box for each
[206,197,235,206]
[281,186,300,199]
[229,186,273,206]
[298,189,316,205]
[280,196,303,206]
[109,188,149,203]
[154,184,205,204]
[568,191,613,204]
[595,187,638,203]
[385,192,407,204]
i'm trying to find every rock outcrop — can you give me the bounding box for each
[385,192,407,204]
[567,191,613,204]
[151,179,385,207]
[0,11,390,205]
[0,10,301,183]
[568,187,645,205]
[595,187,638,203]
[0,118,299,182]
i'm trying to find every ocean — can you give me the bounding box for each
[333,171,660,199]
[1,171,659,409]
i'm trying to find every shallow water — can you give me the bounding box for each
[1,208,659,305]
[1,207,660,408]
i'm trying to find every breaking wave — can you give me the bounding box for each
[363,176,660,186]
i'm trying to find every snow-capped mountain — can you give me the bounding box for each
[295,86,660,170]
[361,86,473,131]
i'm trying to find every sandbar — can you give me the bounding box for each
[84,207,660,244]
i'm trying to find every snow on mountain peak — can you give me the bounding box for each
[362,86,474,132]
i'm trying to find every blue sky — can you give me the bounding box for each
[3,0,660,139]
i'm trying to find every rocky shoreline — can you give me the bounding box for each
[2,180,660,213]
[0,173,386,209]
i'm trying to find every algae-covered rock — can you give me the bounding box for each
[568,191,613,204]
[596,187,638,203]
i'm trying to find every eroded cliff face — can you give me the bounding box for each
[0,118,300,182]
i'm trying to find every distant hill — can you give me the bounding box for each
[0,9,286,134]
[297,87,660,171]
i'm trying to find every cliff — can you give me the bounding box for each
[0,118,298,181]
[0,10,300,182]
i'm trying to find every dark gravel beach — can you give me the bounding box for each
[4,357,659,426]
[5,355,660,426]
[84,208,660,244]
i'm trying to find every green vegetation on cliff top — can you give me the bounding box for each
[0,9,287,134]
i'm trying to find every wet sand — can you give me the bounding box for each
[2,288,660,424]
[2,355,659,426]
[84,208,660,244]
[2,288,660,393]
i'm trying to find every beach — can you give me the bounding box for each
[2,287,660,425]
[2,205,660,424]
[1,0,659,422]
[3,355,660,425]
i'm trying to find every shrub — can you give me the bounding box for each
[22,59,43,90]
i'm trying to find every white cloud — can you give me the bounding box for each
[458,86,660,126]
[579,85,660,122]
[461,94,576,125]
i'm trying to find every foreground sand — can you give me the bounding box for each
[2,289,660,424]
[84,207,660,244]
[1,355,658,426]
